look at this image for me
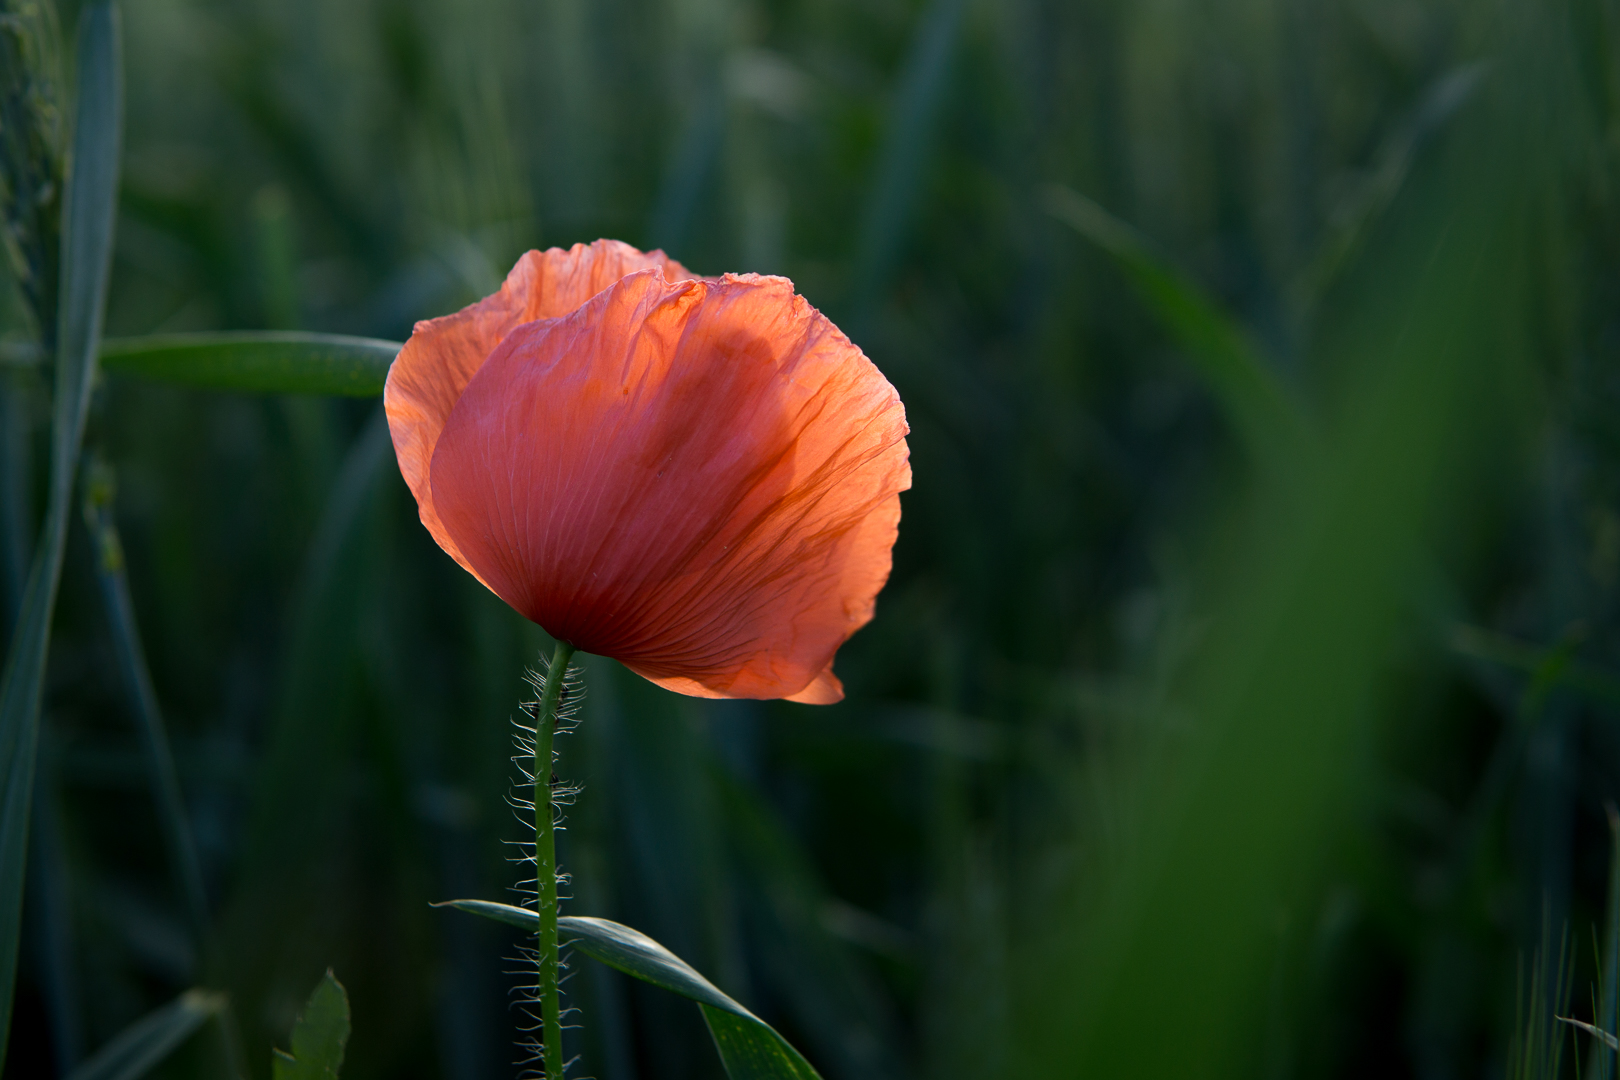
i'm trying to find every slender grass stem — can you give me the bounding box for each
[534,639,576,1080]
[82,464,209,934]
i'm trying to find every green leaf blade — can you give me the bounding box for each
[271,1049,300,1080]
[440,901,824,1080]
[433,897,537,931]
[99,332,401,396]
[559,915,744,1017]
[0,2,122,1062]
[1562,1016,1620,1053]
[273,970,350,1080]
[701,1007,821,1080]
[290,970,350,1075]
[53,5,122,454]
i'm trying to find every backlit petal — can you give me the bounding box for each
[783,668,845,705]
[384,241,697,580]
[428,269,910,701]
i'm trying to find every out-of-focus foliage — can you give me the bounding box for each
[63,988,227,1080]
[5,0,1620,1078]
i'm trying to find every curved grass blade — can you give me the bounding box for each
[1561,1016,1620,1053]
[99,332,401,397]
[439,901,823,1080]
[65,988,226,1080]
[0,3,121,1062]
[1043,184,1306,467]
[698,1010,819,1080]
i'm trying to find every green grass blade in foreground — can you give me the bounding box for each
[1043,184,1305,466]
[99,332,401,396]
[271,970,349,1080]
[65,989,226,1080]
[441,901,822,1080]
[1018,67,1536,1079]
[0,2,121,1063]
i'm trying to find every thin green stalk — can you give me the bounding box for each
[82,462,209,934]
[535,639,576,1080]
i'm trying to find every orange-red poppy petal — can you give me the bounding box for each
[384,241,698,581]
[783,667,845,705]
[627,663,844,703]
[427,269,910,701]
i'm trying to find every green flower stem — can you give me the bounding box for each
[535,639,576,1080]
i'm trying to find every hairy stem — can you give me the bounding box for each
[535,639,575,1080]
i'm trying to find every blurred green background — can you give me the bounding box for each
[4,0,1620,1077]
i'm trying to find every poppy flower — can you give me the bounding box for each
[385,240,911,704]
